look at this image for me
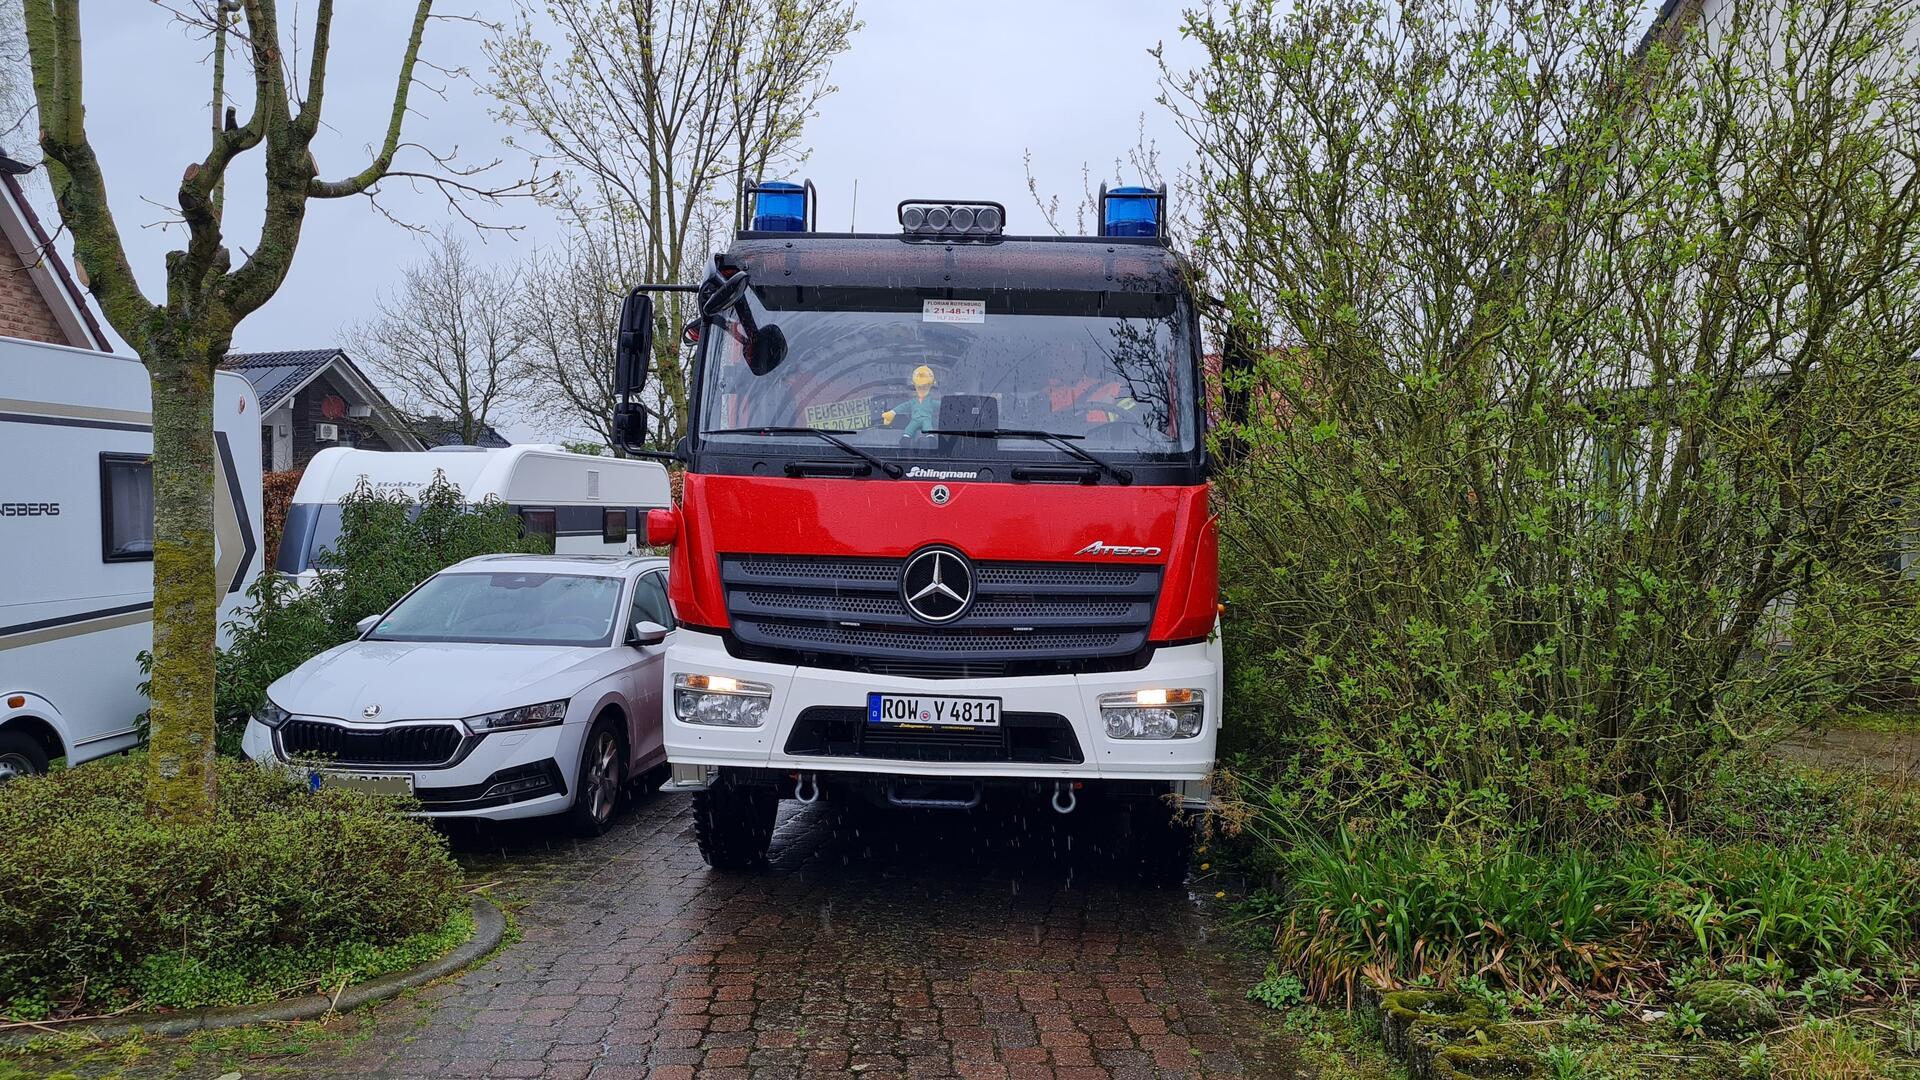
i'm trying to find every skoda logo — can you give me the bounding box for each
[362,704,381,720]
[899,546,974,624]
[930,484,951,506]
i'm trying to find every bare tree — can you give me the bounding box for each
[351,232,531,448]
[23,0,534,819]
[483,0,859,447]
[0,0,30,157]
[515,226,631,452]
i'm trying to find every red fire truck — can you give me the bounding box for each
[611,181,1217,880]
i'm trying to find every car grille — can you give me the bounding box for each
[279,720,466,767]
[720,553,1160,672]
[784,707,1083,764]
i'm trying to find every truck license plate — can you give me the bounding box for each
[310,769,414,797]
[867,692,1001,728]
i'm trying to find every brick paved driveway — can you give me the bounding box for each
[31,791,1299,1079]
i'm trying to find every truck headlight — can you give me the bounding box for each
[464,699,570,733]
[255,699,293,729]
[674,673,771,728]
[1100,688,1205,739]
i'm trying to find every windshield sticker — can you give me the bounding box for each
[804,397,873,431]
[906,467,980,481]
[923,299,985,324]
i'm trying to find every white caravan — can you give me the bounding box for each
[0,337,263,778]
[277,445,672,585]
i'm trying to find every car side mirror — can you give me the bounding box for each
[354,614,380,636]
[628,619,669,647]
[615,291,654,395]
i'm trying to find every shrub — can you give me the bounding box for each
[0,756,463,1015]
[260,467,303,568]
[211,471,546,728]
[1180,0,1920,843]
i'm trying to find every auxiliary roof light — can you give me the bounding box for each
[1100,183,1166,238]
[748,179,814,232]
[897,200,1006,240]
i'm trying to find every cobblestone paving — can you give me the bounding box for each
[29,791,1299,1079]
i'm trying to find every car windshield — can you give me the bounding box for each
[697,287,1196,459]
[367,572,623,647]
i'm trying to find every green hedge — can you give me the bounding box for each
[0,756,463,1016]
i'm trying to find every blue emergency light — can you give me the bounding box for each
[749,179,812,232]
[1100,183,1164,238]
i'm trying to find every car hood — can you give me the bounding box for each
[267,639,612,722]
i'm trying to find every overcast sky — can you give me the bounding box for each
[26,1,1204,443]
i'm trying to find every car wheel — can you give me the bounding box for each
[692,776,779,871]
[0,731,49,785]
[567,720,624,838]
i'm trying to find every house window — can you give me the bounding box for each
[100,453,154,562]
[603,509,629,544]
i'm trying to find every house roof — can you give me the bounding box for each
[220,348,347,413]
[0,152,113,351]
[407,414,512,448]
[223,347,426,452]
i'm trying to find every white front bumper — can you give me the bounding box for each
[240,716,587,821]
[663,629,1220,780]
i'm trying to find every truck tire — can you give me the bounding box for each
[0,730,48,784]
[1127,798,1194,887]
[693,778,778,870]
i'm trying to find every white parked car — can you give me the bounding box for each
[241,554,673,834]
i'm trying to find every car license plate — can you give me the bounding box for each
[310,769,414,797]
[867,692,1001,728]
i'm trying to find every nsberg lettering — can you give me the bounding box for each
[0,502,60,517]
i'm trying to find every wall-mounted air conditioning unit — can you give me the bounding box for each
[315,422,339,442]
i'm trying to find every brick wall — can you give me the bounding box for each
[0,243,68,345]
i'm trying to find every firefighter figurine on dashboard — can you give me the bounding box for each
[881,364,940,437]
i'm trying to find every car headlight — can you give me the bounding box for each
[673,673,771,728]
[255,699,292,729]
[1100,688,1205,740]
[463,699,570,733]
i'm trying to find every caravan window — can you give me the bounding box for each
[602,509,628,544]
[99,453,154,562]
[520,508,557,549]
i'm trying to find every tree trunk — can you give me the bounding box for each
[143,350,220,820]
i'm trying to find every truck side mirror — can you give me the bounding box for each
[613,402,649,451]
[615,291,654,396]
[701,271,750,317]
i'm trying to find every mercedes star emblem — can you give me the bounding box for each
[899,546,974,624]
[930,484,951,506]
[362,704,382,720]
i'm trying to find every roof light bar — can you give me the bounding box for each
[898,200,1005,241]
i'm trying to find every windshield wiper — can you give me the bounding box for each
[702,426,904,478]
[925,428,1134,485]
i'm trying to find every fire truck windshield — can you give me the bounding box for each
[695,288,1197,461]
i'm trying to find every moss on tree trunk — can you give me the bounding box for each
[143,351,220,819]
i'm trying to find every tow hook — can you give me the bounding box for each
[1051,782,1078,815]
[793,772,820,804]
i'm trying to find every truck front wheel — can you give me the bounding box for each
[1126,798,1195,887]
[692,777,779,870]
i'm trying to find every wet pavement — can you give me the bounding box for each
[20,790,1299,1079]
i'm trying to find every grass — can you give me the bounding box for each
[1834,711,1920,736]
